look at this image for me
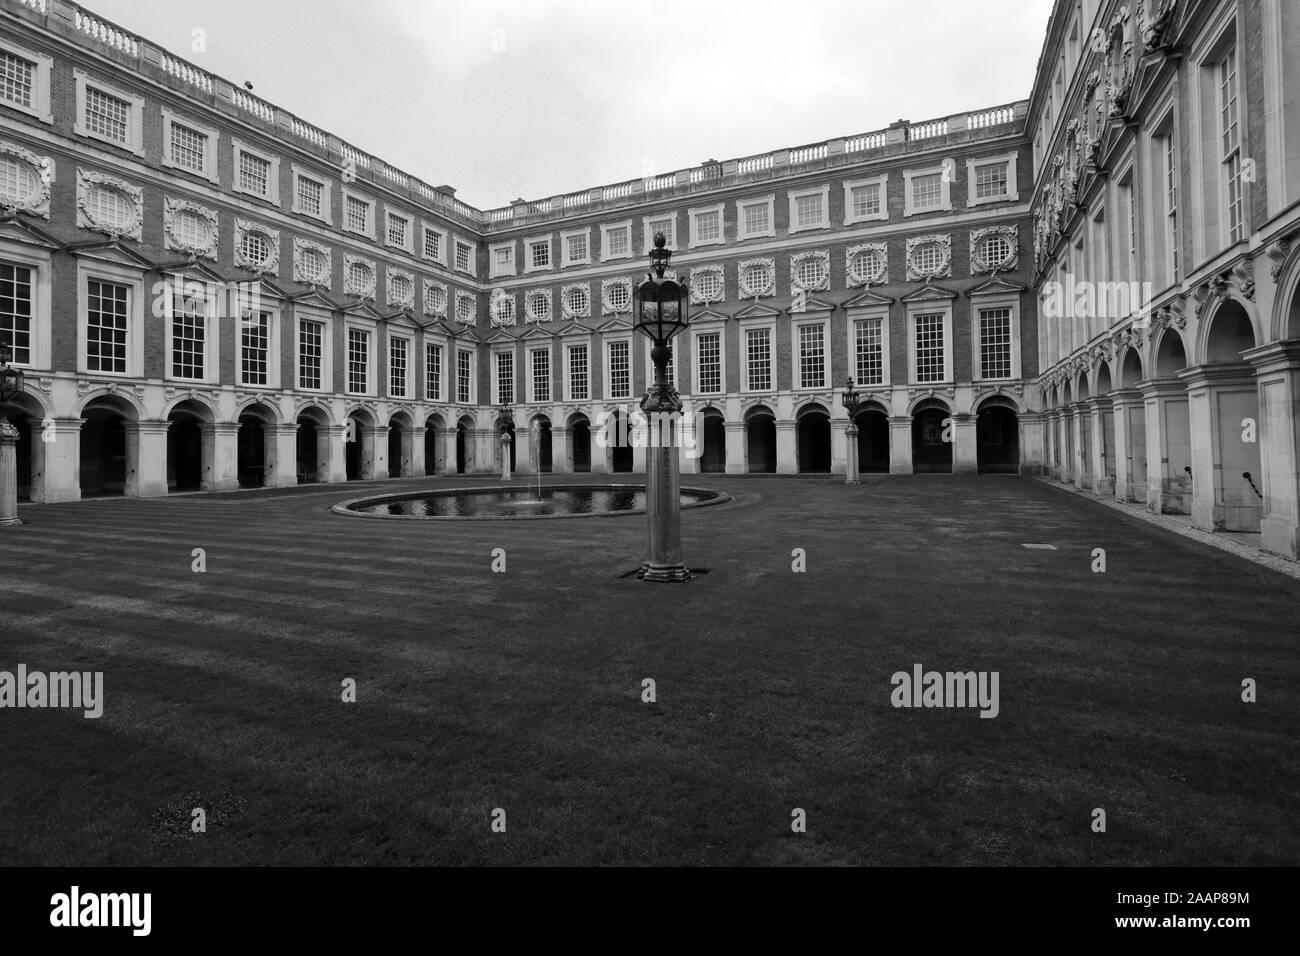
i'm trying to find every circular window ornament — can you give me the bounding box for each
[425,284,447,315]
[606,283,630,311]
[85,183,135,232]
[912,241,945,277]
[492,293,515,324]
[241,230,272,268]
[850,248,886,284]
[979,233,1013,269]
[391,273,413,302]
[299,247,327,284]
[172,209,213,250]
[0,155,42,208]
[794,256,828,291]
[456,294,475,323]
[563,285,589,317]
[739,260,774,298]
[526,291,551,322]
[692,269,723,303]
[348,261,374,291]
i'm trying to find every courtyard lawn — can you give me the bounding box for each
[0,474,1296,866]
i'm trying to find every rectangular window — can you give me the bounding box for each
[0,263,33,364]
[795,194,823,228]
[298,319,323,390]
[855,318,884,386]
[424,229,442,261]
[86,279,129,374]
[608,340,630,398]
[496,351,514,405]
[346,195,370,233]
[455,242,473,273]
[697,332,721,394]
[457,349,472,403]
[171,291,205,380]
[606,226,630,257]
[646,218,673,247]
[240,311,270,386]
[347,328,369,394]
[389,337,408,397]
[0,51,34,109]
[494,247,513,272]
[1163,132,1179,282]
[387,214,409,248]
[694,211,720,242]
[296,175,324,218]
[84,86,130,143]
[426,342,442,401]
[979,308,1013,379]
[568,344,588,401]
[798,324,825,389]
[238,150,271,197]
[915,313,946,383]
[912,173,943,209]
[170,123,208,173]
[745,327,771,391]
[531,348,550,403]
[530,241,550,269]
[1220,47,1243,243]
[565,233,587,263]
[850,183,881,218]
[974,162,1008,199]
[742,202,769,236]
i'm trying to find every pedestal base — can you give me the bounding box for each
[638,562,693,583]
[0,516,22,526]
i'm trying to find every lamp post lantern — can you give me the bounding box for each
[840,377,861,486]
[498,404,514,481]
[634,233,691,583]
[0,339,26,526]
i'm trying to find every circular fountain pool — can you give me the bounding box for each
[332,484,731,520]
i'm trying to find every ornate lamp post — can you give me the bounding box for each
[498,404,514,481]
[840,377,861,486]
[0,339,26,526]
[634,233,691,583]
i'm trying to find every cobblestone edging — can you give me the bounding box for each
[1035,477,1300,582]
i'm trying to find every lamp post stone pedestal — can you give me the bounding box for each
[634,234,692,583]
[844,422,860,485]
[0,419,22,526]
[501,432,512,482]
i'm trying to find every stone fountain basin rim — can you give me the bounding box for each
[330,483,734,520]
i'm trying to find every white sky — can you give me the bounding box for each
[84,0,1056,209]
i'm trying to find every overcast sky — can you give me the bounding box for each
[86,0,1055,210]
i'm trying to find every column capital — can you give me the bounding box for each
[124,420,172,435]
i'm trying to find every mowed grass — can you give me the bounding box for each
[0,473,1296,866]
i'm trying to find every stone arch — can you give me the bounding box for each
[1075,370,1092,402]
[1094,362,1113,395]
[528,413,553,473]
[236,401,278,488]
[295,404,331,484]
[1152,327,1189,377]
[852,401,890,474]
[905,394,951,416]
[566,411,590,473]
[1061,379,1072,405]
[0,389,47,503]
[911,397,952,474]
[743,404,776,473]
[1118,346,1145,387]
[424,411,447,476]
[975,395,1020,474]
[1201,298,1259,365]
[454,413,476,474]
[387,410,414,479]
[698,405,726,473]
[166,398,214,493]
[75,388,144,421]
[79,394,139,497]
